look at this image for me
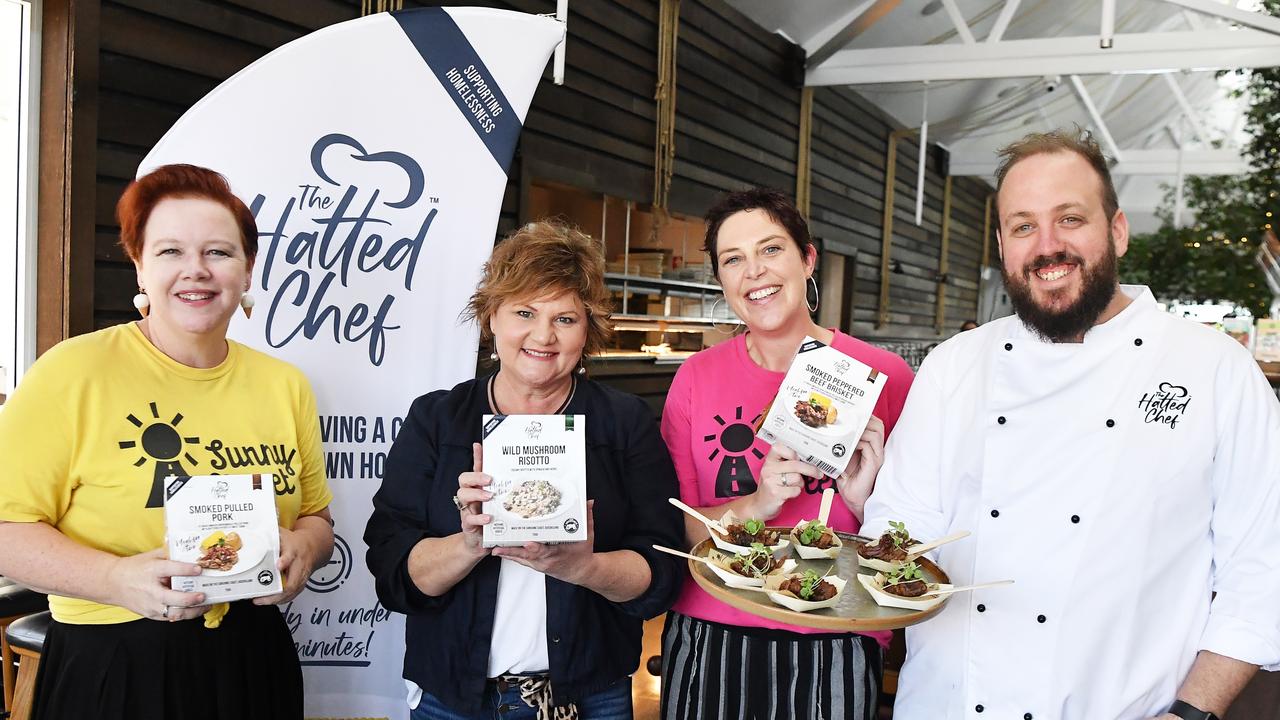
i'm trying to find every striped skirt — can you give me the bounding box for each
[660,612,881,720]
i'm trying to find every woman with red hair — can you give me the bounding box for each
[0,164,334,719]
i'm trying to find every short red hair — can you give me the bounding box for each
[116,164,258,264]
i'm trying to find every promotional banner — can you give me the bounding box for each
[139,8,564,718]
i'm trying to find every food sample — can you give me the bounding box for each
[856,520,915,571]
[503,479,563,519]
[719,518,781,547]
[763,571,848,612]
[705,546,796,588]
[880,561,929,598]
[796,519,837,549]
[790,518,844,560]
[857,561,949,611]
[794,393,838,428]
[196,531,242,571]
[721,543,781,579]
[777,569,838,602]
[709,510,790,557]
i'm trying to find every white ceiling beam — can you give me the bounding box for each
[1097,74,1125,112]
[949,148,1248,177]
[986,0,1021,43]
[1161,72,1214,145]
[805,0,902,69]
[1158,0,1280,37]
[940,0,976,44]
[806,28,1280,84]
[1069,75,1123,161]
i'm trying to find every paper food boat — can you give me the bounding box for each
[763,573,847,612]
[708,509,790,558]
[857,572,950,611]
[705,551,798,588]
[789,520,843,560]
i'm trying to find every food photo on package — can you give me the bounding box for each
[756,337,888,477]
[164,473,283,602]
[481,414,587,547]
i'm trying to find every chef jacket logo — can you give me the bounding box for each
[1138,382,1191,429]
[704,405,766,497]
[118,401,300,507]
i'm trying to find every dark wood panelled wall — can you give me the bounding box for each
[47,0,992,344]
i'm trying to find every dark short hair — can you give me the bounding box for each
[994,127,1119,224]
[703,188,813,279]
[117,164,259,264]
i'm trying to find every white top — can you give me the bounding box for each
[406,558,548,709]
[863,285,1280,720]
[486,558,550,676]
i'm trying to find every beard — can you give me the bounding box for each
[1003,236,1119,343]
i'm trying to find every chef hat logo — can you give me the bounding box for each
[310,133,425,210]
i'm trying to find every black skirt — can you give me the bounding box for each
[33,601,303,720]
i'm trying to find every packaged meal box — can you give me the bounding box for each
[482,414,587,547]
[1255,319,1280,362]
[756,337,888,478]
[165,473,283,602]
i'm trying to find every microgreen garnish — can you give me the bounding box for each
[797,569,824,600]
[888,520,910,549]
[743,518,765,536]
[887,560,923,585]
[799,519,828,546]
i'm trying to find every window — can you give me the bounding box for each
[0,0,38,399]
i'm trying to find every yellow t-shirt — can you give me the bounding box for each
[0,323,333,624]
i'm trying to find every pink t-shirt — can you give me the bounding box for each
[661,331,914,643]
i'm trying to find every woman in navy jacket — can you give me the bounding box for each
[365,221,684,720]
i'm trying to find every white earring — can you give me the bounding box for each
[133,290,150,319]
[490,352,499,361]
[577,364,587,375]
[240,292,255,319]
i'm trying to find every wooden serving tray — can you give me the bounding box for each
[688,530,952,631]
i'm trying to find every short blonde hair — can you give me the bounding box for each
[466,221,613,357]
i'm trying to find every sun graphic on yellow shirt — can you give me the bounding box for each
[116,401,202,508]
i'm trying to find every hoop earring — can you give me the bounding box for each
[806,276,819,314]
[709,296,737,335]
[240,292,255,319]
[133,290,150,319]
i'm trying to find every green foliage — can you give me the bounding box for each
[743,518,765,536]
[1121,2,1280,316]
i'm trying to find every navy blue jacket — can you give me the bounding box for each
[364,375,685,714]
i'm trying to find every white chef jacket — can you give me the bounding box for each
[863,285,1280,720]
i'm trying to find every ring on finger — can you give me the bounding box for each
[781,473,792,488]
[162,605,169,619]
[451,494,467,511]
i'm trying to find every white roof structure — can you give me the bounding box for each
[727,0,1279,233]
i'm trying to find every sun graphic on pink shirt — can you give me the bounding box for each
[703,405,765,498]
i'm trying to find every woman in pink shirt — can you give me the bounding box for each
[659,188,914,720]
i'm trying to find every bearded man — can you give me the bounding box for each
[862,128,1280,720]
